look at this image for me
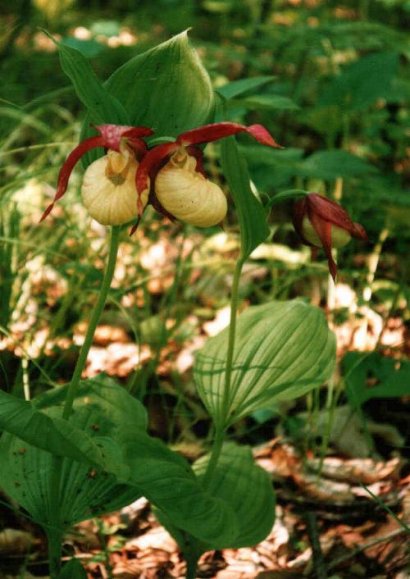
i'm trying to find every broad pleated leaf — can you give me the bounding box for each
[0,377,238,545]
[0,377,145,527]
[299,150,377,180]
[220,137,269,259]
[158,442,274,563]
[194,443,275,548]
[120,435,238,546]
[0,388,109,467]
[194,300,336,428]
[58,557,87,579]
[236,94,299,111]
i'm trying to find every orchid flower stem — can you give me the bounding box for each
[202,426,225,488]
[203,256,245,487]
[46,527,64,579]
[47,226,121,578]
[62,225,121,419]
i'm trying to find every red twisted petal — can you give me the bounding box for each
[177,122,282,148]
[308,209,338,281]
[135,141,179,207]
[186,145,206,176]
[351,222,368,241]
[307,194,358,236]
[39,135,105,222]
[246,124,283,148]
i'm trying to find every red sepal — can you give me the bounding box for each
[186,146,206,176]
[39,135,105,222]
[96,124,152,151]
[177,122,282,148]
[292,197,311,246]
[308,209,338,281]
[135,141,179,198]
[307,194,361,239]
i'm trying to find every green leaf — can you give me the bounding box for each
[220,137,269,259]
[157,443,275,564]
[121,435,238,546]
[61,37,105,58]
[58,558,87,579]
[298,150,377,180]
[0,388,108,467]
[0,378,145,527]
[194,443,275,548]
[57,40,129,125]
[0,378,238,546]
[236,94,299,111]
[343,352,410,407]
[319,52,399,112]
[195,300,336,428]
[216,76,275,100]
[104,30,214,137]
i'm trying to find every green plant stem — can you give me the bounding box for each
[185,553,200,579]
[202,426,225,488]
[220,256,245,424]
[47,527,64,579]
[47,226,121,577]
[305,512,327,579]
[203,256,244,486]
[62,225,121,419]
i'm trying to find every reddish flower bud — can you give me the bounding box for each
[292,193,367,281]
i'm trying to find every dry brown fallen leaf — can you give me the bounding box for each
[306,456,402,485]
[255,439,404,507]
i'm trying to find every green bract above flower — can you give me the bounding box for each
[292,193,368,281]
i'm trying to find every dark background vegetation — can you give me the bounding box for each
[0,0,409,576]
[1,0,410,467]
[1,0,409,479]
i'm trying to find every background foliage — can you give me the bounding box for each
[0,0,409,576]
